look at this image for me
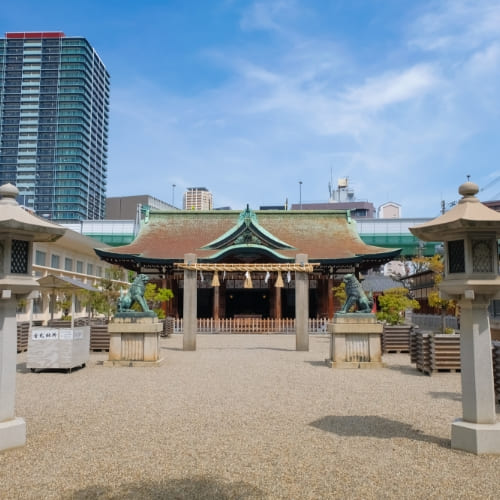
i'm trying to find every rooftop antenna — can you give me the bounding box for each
[328,167,333,201]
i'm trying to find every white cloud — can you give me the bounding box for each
[240,0,301,33]
[410,0,500,52]
[341,64,441,113]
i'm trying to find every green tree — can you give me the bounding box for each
[143,282,174,319]
[332,281,350,312]
[80,266,125,320]
[55,293,73,320]
[425,254,456,332]
[376,287,420,325]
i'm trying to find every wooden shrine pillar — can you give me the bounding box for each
[213,283,220,320]
[274,277,282,319]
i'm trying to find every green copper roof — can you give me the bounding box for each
[201,205,295,251]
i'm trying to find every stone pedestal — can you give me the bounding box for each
[183,253,197,351]
[104,315,163,367]
[326,313,384,368]
[451,298,500,454]
[295,254,309,352]
[0,298,26,451]
[451,419,500,454]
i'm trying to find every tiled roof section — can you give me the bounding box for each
[97,209,399,262]
[361,274,402,293]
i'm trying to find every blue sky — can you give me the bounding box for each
[2,0,500,216]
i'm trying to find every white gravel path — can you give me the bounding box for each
[1,334,499,499]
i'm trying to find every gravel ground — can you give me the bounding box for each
[1,334,499,499]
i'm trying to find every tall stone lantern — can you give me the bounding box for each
[0,183,65,451]
[410,179,500,454]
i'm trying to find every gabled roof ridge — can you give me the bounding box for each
[201,205,295,250]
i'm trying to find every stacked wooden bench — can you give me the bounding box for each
[16,321,30,353]
[90,323,109,351]
[409,329,418,364]
[429,334,461,374]
[415,331,431,374]
[382,324,412,353]
[493,341,500,403]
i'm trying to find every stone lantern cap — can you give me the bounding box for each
[410,180,500,241]
[0,183,65,241]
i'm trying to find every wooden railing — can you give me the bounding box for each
[172,317,328,334]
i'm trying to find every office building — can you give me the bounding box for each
[0,31,110,221]
[378,201,402,218]
[183,187,213,210]
[105,194,176,220]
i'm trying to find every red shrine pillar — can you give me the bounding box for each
[327,276,334,319]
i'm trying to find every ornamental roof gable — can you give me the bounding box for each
[201,205,296,251]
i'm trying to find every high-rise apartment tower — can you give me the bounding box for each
[183,187,213,210]
[0,32,109,221]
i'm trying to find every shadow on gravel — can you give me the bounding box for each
[247,346,295,352]
[16,362,29,373]
[17,362,86,374]
[429,391,461,401]
[305,360,330,367]
[310,415,450,448]
[385,364,426,377]
[68,476,265,499]
[201,346,295,352]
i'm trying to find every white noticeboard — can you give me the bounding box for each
[27,326,90,371]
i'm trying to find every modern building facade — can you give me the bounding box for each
[290,179,376,218]
[378,201,402,218]
[105,194,176,220]
[15,228,127,325]
[290,200,376,218]
[183,187,213,210]
[0,31,109,221]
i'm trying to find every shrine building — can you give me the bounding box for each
[95,206,400,320]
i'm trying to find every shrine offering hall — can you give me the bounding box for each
[95,206,400,319]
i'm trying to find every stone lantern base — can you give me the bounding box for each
[104,315,164,367]
[0,417,26,452]
[326,314,384,368]
[452,419,500,454]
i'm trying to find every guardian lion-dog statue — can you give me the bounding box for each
[338,273,373,314]
[117,274,151,313]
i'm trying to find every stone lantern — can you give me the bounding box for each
[410,179,500,454]
[0,183,65,451]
